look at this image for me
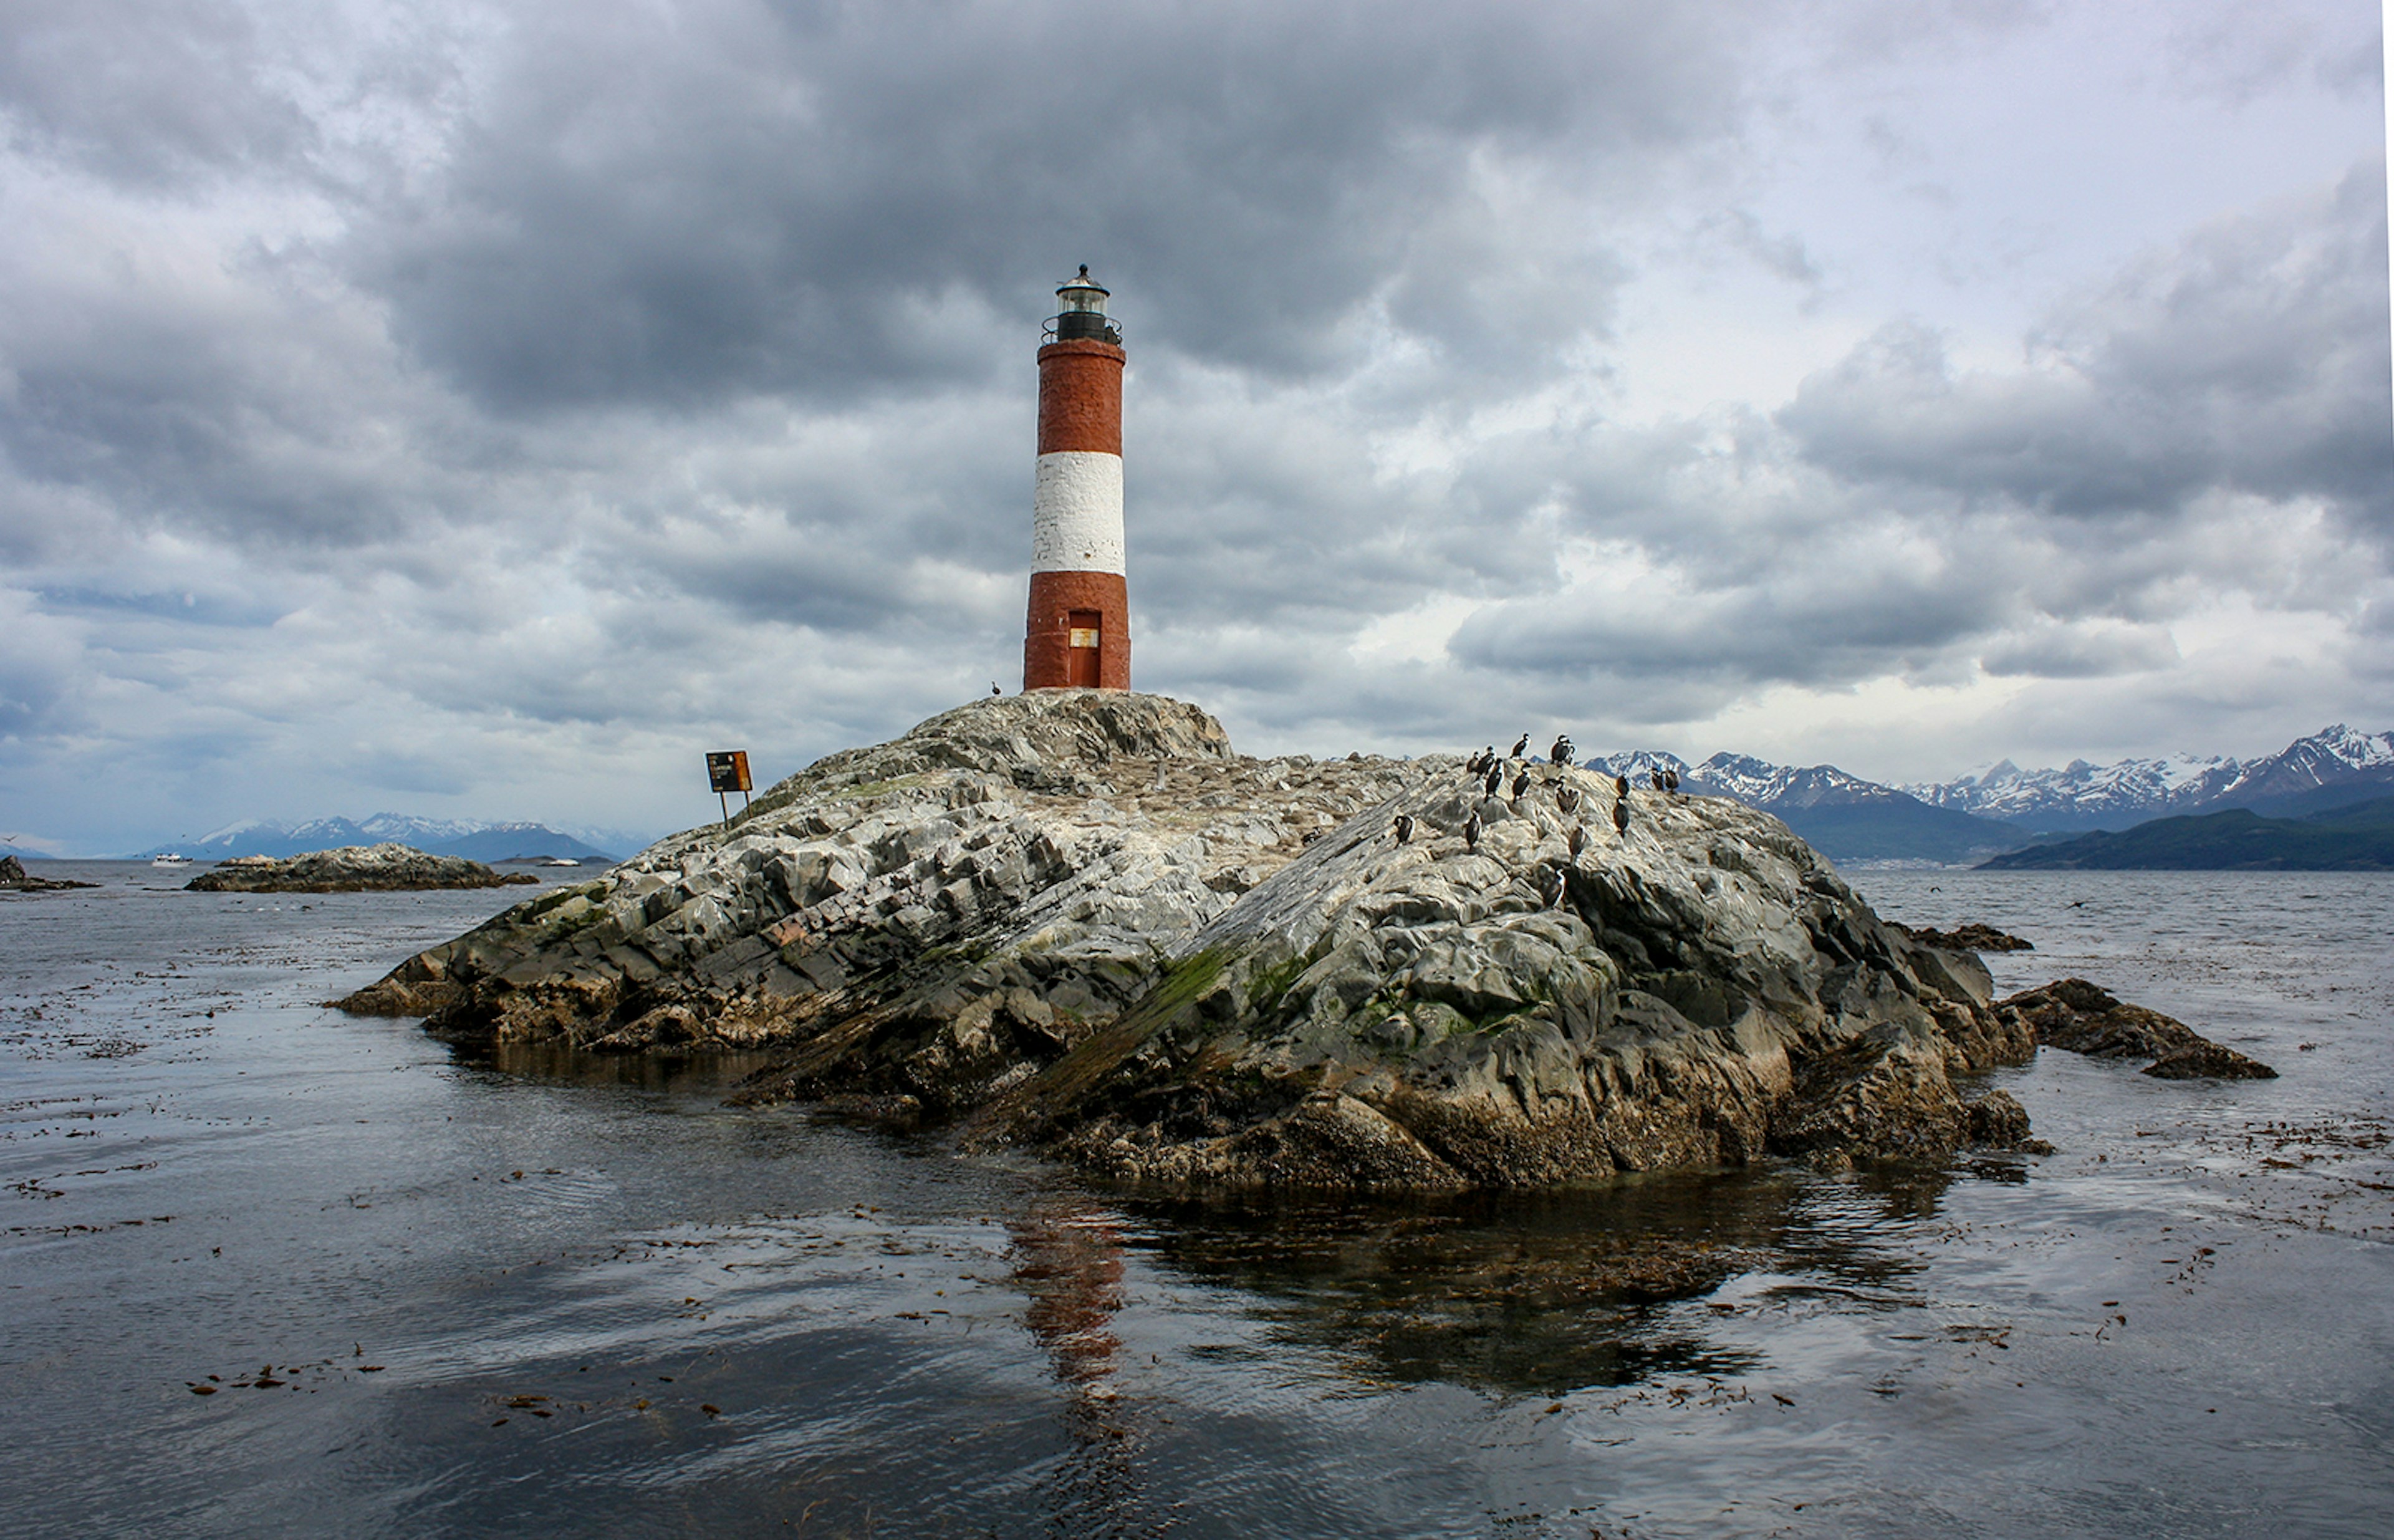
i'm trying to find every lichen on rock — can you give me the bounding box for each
[335,691,2074,1188]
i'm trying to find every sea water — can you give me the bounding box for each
[2,863,2390,1538]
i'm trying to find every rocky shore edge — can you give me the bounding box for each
[192,842,539,893]
[337,691,2272,1190]
[0,854,96,892]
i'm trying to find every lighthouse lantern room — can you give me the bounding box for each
[1022,267,1130,691]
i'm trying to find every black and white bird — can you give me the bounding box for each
[1538,866,1566,909]
[1466,747,1491,776]
[1614,773,1631,798]
[991,681,1002,696]
[1393,813,1415,844]
[1510,770,1531,802]
[1550,735,1574,768]
[1650,768,1666,792]
[1463,810,1483,850]
[1568,824,1587,859]
[1511,733,1531,758]
[1664,767,1681,795]
[1612,797,1631,835]
[1483,764,1504,797]
[1556,784,1580,815]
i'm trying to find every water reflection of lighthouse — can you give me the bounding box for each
[1022,267,1130,692]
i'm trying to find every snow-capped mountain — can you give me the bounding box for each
[1579,750,2030,864]
[140,814,630,864]
[1907,725,2394,832]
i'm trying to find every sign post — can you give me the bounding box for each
[705,751,753,830]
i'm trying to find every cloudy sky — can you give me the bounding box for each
[2,0,2388,855]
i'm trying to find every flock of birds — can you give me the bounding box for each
[1384,731,1690,907]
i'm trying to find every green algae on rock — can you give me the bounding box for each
[339,691,2052,1187]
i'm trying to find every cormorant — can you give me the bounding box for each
[1511,733,1531,758]
[1663,767,1681,795]
[1510,770,1531,802]
[1539,866,1566,909]
[1568,824,1587,859]
[1463,810,1483,850]
[1612,797,1630,835]
[1393,813,1415,844]
[991,681,1002,696]
[1556,785,1580,815]
[1550,735,1574,767]
[1483,764,1504,797]
[1650,768,1666,792]
[1614,773,1630,798]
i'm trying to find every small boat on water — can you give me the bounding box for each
[541,857,582,867]
[151,854,194,867]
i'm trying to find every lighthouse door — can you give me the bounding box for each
[1065,610,1102,687]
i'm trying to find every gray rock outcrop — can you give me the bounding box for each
[340,691,2055,1187]
[190,843,539,893]
[0,854,96,892]
[2001,978,2276,1079]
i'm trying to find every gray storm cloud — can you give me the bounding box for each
[0,0,2386,850]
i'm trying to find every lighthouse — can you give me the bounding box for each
[1022,267,1130,691]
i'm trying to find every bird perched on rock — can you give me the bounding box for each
[1463,810,1483,850]
[1511,732,1531,758]
[1614,773,1630,798]
[1465,747,1490,776]
[1568,824,1587,859]
[1550,735,1574,767]
[1557,784,1580,815]
[1483,764,1504,797]
[1613,797,1631,835]
[1663,767,1681,795]
[1393,813,1415,844]
[1538,866,1566,909]
[1650,769,1666,792]
[991,681,1002,696]
[1510,770,1531,802]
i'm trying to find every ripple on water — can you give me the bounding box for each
[2,865,2392,1536]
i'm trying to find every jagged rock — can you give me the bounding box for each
[2001,978,2276,1080]
[339,691,2055,1188]
[1898,922,2034,953]
[188,843,539,893]
[0,855,96,892]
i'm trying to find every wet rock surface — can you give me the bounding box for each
[339,692,2070,1188]
[190,843,539,893]
[2002,977,2277,1080]
[0,854,96,892]
[1897,922,2034,953]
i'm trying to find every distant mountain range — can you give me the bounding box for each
[1578,724,2394,866]
[1905,723,2394,832]
[103,723,2394,869]
[1578,749,2029,865]
[1978,795,2394,871]
[137,814,628,865]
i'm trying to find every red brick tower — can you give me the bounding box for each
[1023,267,1129,691]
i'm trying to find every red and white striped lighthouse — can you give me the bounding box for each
[1022,267,1130,691]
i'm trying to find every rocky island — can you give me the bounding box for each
[191,843,539,893]
[339,692,2264,1188]
[0,854,96,892]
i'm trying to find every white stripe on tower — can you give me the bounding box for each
[1031,451,1125,574]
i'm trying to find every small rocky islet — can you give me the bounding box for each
[0,854,96,892]
[339,691,2270,1189]
[190,843,538,893]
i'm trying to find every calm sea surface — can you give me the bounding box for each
[4,862,2391,1538]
